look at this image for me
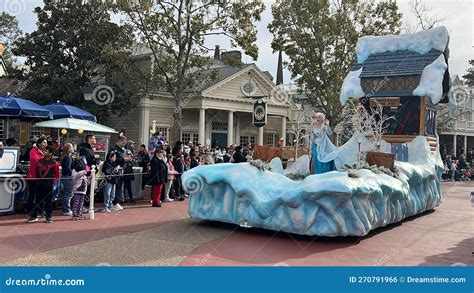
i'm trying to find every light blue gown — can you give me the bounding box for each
[311,125,337,174]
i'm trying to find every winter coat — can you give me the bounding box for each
[109,144,126,167]
[102,160,118,184]
[78,142,97,168]
[123,162,135,181]
[61,155,74,177]
[232,151,247,163]
[149,157,167,185]
[28,146,44,178]
[35,158,60,188]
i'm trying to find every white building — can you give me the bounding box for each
[104,47,292,148]
[439,75,474,156]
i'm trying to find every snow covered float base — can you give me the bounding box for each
[182,136,443,237]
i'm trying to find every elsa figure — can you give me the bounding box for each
[311,113,338,174]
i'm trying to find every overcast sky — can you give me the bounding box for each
[5,0,473,84]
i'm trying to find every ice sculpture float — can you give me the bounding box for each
[182,135,443,237]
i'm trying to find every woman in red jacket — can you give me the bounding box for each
[27,146,60,223]
[26,137,47,215]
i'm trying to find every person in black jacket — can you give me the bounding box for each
[109,136,128,208]
[102,151,119,213]
[149,150,168,207]
[123,148,136,203]
[78,135,97,171]
[137,144,150,190]
[173,151,185,200]
[232,146,247,163]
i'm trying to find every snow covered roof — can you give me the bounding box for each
[340,26,451,107]
[356,26,449,64]
[352,49,443,78]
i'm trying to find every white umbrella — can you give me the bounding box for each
[34,118,117,133]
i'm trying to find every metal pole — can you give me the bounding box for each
[89,165,96,220]
[464,102,468,156]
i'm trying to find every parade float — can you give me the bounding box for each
[182,26,455,237]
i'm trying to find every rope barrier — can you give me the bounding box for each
[5,171,184,180]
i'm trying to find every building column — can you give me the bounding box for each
[235,114,240,146]
[281,116,287,146]
[227,110,234,146]
[464,135,467,156]
[258,126,264,146]
[453,134,457,157]
[199,108,206,146]
[138,97,150,146]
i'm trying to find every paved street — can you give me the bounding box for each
[0,181,472,266]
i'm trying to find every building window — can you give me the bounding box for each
[212,121,227,131]
[182,132,199,145]
[250,136,256,145]
[240,135,256,146]
[156,127,168,141]
[266,134,275,146]
[192,133,199,145]
[286,133,295,146]
[29,125,43,139]
[182,132,190,143]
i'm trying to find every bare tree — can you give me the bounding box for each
[404,0,445,33]
[288,109,317,159]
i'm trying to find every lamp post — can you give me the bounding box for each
[81,83,93,101]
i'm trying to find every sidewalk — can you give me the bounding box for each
[0,199,189,264]
[0,181,472,266]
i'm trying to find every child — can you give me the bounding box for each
[102,151,118,213]
[71,157,88,220]
[27,146,60,223]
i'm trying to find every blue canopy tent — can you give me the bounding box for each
[0,95,52,120]
[45,101,96,122]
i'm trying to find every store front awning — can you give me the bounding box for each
[34,118,117,133]
[45,101,97,122]
[0,95,52,119]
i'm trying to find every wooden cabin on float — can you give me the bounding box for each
[340,26,453,155]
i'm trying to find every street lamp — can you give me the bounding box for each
[81,82,93,101]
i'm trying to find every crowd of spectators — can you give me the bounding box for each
[442,148,472,181]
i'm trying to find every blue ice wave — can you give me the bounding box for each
[182,137,443,236]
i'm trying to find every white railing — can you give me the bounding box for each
[453,121,474,133]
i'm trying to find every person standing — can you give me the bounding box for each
[232,146,247,163]
[164,154,177,202]
[109,136,128,210]
[78,134,98,212]
[78,135,98,170]
[26,137,47,215]
[60,143,75,216]
[137,144,150,190]
[70,157,88,220]
[310,113,337,174]
[102,152,118,213]
[27,146,60,223]
[123,148,136,203]
[173,152,185,200]
[149,150,168,207]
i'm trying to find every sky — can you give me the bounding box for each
[3,0,473,84]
